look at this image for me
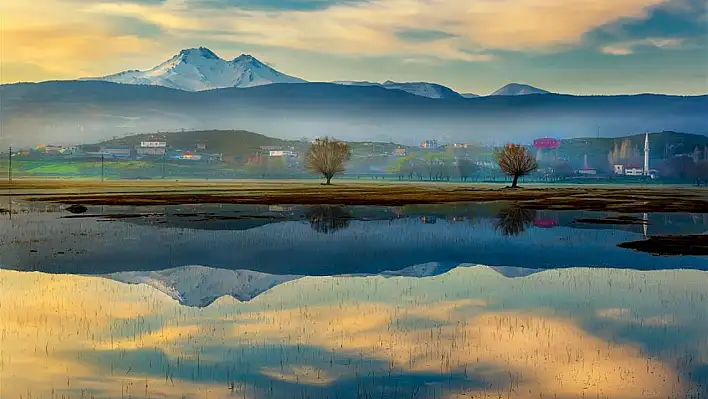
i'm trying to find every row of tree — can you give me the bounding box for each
[305,138,537,188]
[387,154,479,182]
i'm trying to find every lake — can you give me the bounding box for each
[1,201,707,398]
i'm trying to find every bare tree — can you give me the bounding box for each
[494,144,538,188]
[305,137,351,185]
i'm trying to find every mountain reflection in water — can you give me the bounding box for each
[1,266,705,398]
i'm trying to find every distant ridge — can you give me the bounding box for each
[1,80,706,147]
[490,83,551,96]
[334,80,463,99]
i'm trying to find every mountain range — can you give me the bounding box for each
[1,46,706,147]
[2,80,705,147]
[101,264,541,307]
[81,47,546,98]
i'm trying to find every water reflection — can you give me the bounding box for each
[494,206,536,236]
[306,205,351,234]
[1,202,707,275]
[1,266,705,398]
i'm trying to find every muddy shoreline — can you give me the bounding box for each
[2,180,707,213]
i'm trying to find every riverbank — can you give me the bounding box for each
[1,179,707,213]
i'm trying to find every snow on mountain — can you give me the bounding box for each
[379,262,456,277]
[101,266,301,307]
[333,80,462,99]
[82,47,306,91]
[490,83,551,96]
[381,81,462,99]
[100,263,458,307]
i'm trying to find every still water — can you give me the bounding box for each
[1,202,707,398]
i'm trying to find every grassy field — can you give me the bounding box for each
[2,179,707,213]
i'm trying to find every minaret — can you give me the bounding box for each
[644,133,650,176]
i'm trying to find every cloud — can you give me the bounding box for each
[1,24,158,79]
[601,37,684,54]
[1,0,698,83]
[396,29,457,43]
[199,0,367,11]
[83,0,672,59]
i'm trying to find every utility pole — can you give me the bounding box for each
[8,146,12,183]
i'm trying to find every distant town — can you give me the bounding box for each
[3,130,708,184]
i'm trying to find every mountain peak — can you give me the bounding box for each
[491,83,551,96]
[233,54,256,62]
[84,48,306,91]
[178,47,220,60]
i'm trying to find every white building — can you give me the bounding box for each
[625,166,644,176]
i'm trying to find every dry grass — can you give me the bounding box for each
[2,179,707,213]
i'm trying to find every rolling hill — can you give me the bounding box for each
[1,80,706,147]
[98,130,293,157]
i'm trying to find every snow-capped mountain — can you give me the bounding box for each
[98,263,550,308]
[102,266,301,307]
[334,80,462,99]
[83,47,306,91]
[100,263,459,307]
[490,83,551,96]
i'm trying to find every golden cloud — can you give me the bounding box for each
[1,268,703,398]
[1,0,673,81]
[83,0,669,56]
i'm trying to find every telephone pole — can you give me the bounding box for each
[8,146,12,183]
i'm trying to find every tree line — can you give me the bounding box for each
[305,138,537,188]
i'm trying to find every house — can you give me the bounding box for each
[420,140,438,149]
[41,144,66,154]
[613,164,625,175]
[100,148,132,159]
[392,148,407,157]
[269,150,296,157]
[179,152,202,161]
[625,165,644,176]
[137,147,167,156]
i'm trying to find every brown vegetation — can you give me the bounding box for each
[4,180,708,213]
[494,144,538,188]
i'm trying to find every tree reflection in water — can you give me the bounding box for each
[495,205,536,236]
[307,205,352,234]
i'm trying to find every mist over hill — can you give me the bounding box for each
[1,80,706,147]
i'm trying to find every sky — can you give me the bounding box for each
[1,0,707,95]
